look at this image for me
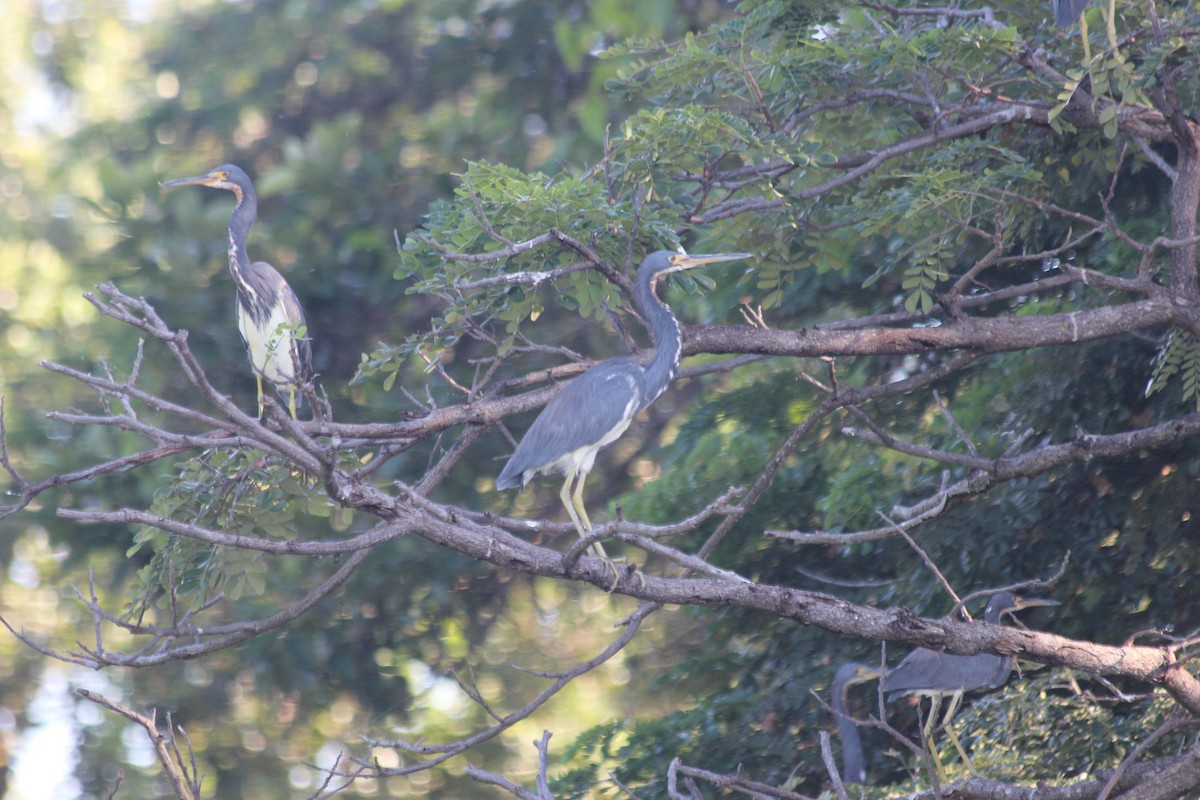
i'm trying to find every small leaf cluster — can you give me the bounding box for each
[367,101,776,385]
[1146,328,1200,410]
[127,448,328,616]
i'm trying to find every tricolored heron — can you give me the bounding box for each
[495,250,750,554]
[831,662,881,785]
[882,592,1059,775]
[162,164,312,420]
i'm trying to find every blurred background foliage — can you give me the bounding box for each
[2,0,1199,797]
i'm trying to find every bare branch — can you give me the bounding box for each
[103,769,124,800]
[51,549,373,667]
[57,507,402,557]
[463,765,542,800]
[932,389,978,456]
[305,752,369,800]
[690,295,1180,360]
[671,759,814,800]
[1098,714,1199,800]
[359,603,658,776]
[534,731,554,800]
[773,412,1200,547]
[820,731,849,800]
[411,229,559,262]
[76,690,198,800]
[453,260,594,290]
[666,758,701,800]
[880,510,966,620]
[699,352,983,559]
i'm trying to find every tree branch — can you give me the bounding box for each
[76,690,200,800]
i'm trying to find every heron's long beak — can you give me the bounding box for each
[1013,596,1060,610]
[673,252,753,270]
[160,172,218,188]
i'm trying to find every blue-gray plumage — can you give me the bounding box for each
[881,592,1058,700]
[162,164,312,419]
[1053,0,1090,26]
[495,251,750,549]
[831,662,881,785]
[881,592,1059,775]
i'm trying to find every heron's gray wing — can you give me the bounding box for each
[238,261,282,325]
[883,650,1008,699]
[275,271,313,380]
[882,648,940,697]
[496,358,643,489]
[243,260,311,377]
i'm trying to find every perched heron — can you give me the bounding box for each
[831,662,882,785]
[882,592,1059,774]
[495,250,750,553]
[162,164,312,420]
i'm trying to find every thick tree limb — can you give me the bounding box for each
[687,297,1181,359]
[350,493,1200,711]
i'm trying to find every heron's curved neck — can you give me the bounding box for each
[635,274,682,404]
[226,188,257,297]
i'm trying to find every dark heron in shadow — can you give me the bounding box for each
[162,164,312,420]
[495,250,750,555]
[1053,0,1091,26]
[831,662,882,784]
[882,591,1059,775]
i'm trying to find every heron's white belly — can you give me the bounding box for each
[544,391,639,478]
[238,304,300,385]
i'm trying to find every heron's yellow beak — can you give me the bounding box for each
[670,252,752,270]
[160,169,227,188]
[1012,596,1060,610]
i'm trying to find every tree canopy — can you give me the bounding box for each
[3,0,1200,798]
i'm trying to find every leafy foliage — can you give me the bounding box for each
[127,448,343,614]
[1146,328,1200,410]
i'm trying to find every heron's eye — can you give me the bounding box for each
[215,171,228,180]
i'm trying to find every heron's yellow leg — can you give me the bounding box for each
[938,693,979,777]
[255,373,266,418]
[572,474,592,531]
[561,470,624,589]
[288,385,298,420]
[943,724,977,777]
[923,694,941,741]
[570,472,609,559]
[559,468,588,539]
[921,695,949,786]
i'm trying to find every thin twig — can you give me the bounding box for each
[879,510,967,620]
[820,731,850,800]
[1097,714,1197,800]
[932,389,978,456]
[534,731,554,800]
[76,690,197,800]
[671,759,814,800]
[359,603,658,777]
